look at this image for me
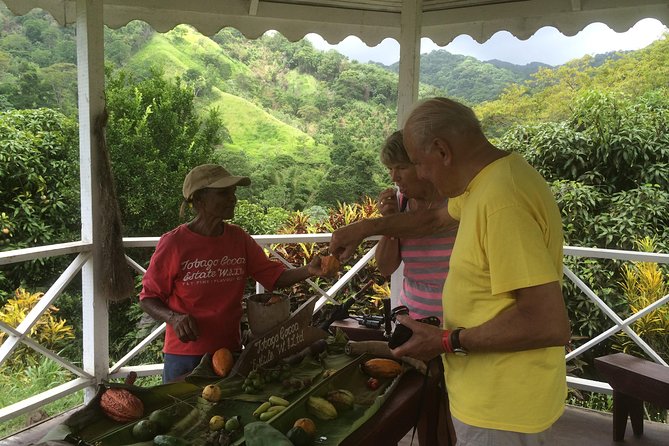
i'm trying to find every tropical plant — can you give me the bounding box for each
[0,108,79,298]
[612,236,669,361]
[105,67,227,237]
[0,288,75,368]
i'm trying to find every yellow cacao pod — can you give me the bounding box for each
[306,396,338,420]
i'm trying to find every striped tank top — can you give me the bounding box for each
[397,196,457,320]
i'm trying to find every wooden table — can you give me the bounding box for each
[332,318,454,446]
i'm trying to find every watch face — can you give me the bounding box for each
[453,348,468,356]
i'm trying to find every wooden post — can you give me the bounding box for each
[77,0,109,402]
[391,0,423,307]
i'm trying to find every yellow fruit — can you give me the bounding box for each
[252,401,272,417]
[268,395,290,406]
[202,384,222,402]
[361,358,402,379]
[209,415,226,431]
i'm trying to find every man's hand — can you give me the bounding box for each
[329,220,367,261]
[389,315,444,362]
[169,312,199,343]
[307,255,340,278]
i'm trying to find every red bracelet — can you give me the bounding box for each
[441,329,453,353]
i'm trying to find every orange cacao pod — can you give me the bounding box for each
[212,347,234,377]
[320,255,340,276]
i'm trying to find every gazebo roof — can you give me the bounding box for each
[6,0,669,46]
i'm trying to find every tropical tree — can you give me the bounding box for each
[105,67,228,236]
[0,108,79,298]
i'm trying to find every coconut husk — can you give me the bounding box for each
[94,108,135,301]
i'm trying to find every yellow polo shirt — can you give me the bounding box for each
[443,152,566,433]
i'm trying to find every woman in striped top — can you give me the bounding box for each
[375,130,458,320]
[376,130,459,445]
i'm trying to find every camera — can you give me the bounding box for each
[387,305,440,349]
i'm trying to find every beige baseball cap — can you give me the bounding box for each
[182,164,251,199]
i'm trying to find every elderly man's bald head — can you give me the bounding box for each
[403,98,482,152]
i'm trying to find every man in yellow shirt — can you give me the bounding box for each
[330,97,571,444]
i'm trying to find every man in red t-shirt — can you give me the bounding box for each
[140,164,337,382]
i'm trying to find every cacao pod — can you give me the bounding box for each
[326,389,355,410]
[212,347,234,377]
[100,387,144,422]
[320,255,340,276]
[306,396,337,420]
[361,358,402,379]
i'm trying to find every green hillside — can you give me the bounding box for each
[475,35,669,137]
[207,88,327,163]
[1,5,668,209]
[129,27,328,162]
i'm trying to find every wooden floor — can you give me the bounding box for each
[397,406,669,446]
[2,405,668,445]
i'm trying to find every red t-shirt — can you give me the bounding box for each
[140,223,285,355]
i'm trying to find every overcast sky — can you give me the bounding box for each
[306,18,667,67]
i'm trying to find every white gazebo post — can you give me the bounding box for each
[77,0,109,401]
[390,0,423,307]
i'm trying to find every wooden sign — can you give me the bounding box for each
[231,296,327,376]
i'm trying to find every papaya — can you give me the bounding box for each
[212,347,234,377]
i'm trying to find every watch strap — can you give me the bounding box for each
[450,328,468,355]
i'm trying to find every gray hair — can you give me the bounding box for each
[380,130,411,166]
[404,97,482,151]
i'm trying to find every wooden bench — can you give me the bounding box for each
[594,352,669,441]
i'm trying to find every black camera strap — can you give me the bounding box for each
[407,357,453,446]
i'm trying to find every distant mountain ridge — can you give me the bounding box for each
[382,49,624,104]
[383,49,547,104]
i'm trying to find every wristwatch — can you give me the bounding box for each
[449,328,468,356]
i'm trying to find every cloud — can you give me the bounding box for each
[307,18,667,66]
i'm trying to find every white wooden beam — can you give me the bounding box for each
[0,241,90,265]
[76,0,109,402]
[396,0,422,128]
[392,0,422,306]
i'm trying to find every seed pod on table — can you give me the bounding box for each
[361,358,402,379]
[306,396,338,420]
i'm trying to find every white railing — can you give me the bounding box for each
[1,237,668,424]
